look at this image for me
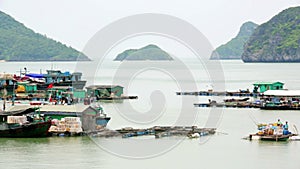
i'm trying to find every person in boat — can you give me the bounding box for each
[283,121,289,130]
[282,121,291,135]
[2,101,5,111]
[277,119,283,127]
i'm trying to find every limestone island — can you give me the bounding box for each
[114,44,173,61]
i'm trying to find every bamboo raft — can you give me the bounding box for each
[97,96,138,100]
[194,102,261,108]
[176,91,259,97]
[88,126,216,139]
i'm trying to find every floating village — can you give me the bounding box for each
[1,69,300,141]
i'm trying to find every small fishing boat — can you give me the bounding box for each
[92,104,111,127]
[249,133,292,141]
[248,121,297,141]
[0,108,51,137]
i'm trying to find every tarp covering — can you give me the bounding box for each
[25,73,44,78]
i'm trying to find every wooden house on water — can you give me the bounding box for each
[253,82,284,93]
[260,90,300,110]
[7,105,110,131]
[86,85,124,98]
[86,85,137,100]
[47,86,86,104]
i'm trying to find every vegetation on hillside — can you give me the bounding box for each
[0,11,89,61]
[114,44,173,61]
[211,21,258,60]
[242,6,300,62]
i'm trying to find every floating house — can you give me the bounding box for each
[38,105,103,131]
[42,70,86,90]
[8,105,110,131]
[86,85,124,98]
[47,86,86,104]
[253,82,284,93]
[260,90,300,110]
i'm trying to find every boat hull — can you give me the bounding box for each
[249,134,293,141]
[260,106,300,110]
[260,135,290,141]
[96,117,111,127]
[37,81,87,90]
[0,121,51,138]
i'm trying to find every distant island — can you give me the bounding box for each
[0,10,90,61]
[114,44,173,61]
[210,21,258,60]
[242,6,300,62]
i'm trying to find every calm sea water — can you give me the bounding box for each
[1,60,300,169]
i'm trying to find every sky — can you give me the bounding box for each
[1,0,299,51]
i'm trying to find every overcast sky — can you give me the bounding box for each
[1,0,299,51]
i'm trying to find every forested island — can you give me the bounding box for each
[114,44,173,61]
[0,11,89,61]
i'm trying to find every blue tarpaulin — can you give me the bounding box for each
[26,73,45,78]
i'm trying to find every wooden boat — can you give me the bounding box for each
[249,134,293,141]
[248,121,297,141]
[0,108,51,137]
[96,116,111,127]
[224,97,250,102]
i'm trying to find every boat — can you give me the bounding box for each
[248,121,297,141]
[0,108,51,137]
[92,104,111,127]
[259,135,291,141]
[224,97,250,102]
[96,115,111,127]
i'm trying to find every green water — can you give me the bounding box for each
[1,60,300,169]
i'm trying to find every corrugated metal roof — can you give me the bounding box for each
[263,90,300,96]
[253,81,284,85]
